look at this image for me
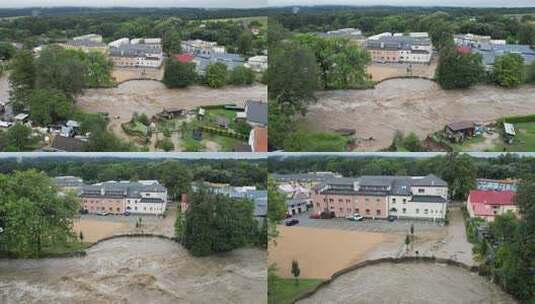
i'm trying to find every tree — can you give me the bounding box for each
[205,62,228,88]
[28,89,72,125]
[403,133,423,152]
[229,66,255,85]
[238,31,254,54]
[492,53,525,88]
[157,138,174,152]
[35,45,86,96]
[435,45,485,89]
[162,31,182,55]
[174,210,185,242]
[163,59,197,88]
[267,177,287,224]
[291,260,301,286]
[437,153,477,200]
[0,42,16,61]
[159,160,192,199]
[3,123,33,152]
[268,42,319,114]
[83,51,114,87]
[405,234,410,253]
[8,50,36,108]
[85,129,135,152]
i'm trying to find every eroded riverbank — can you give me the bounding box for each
[297,262,516,304]
[0,237,267,304]
[305,79,535,151]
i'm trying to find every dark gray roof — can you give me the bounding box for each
[410,195,447,203]
[51,136,85,152]
[409,174,448,187]
[245,100,267,125]
[140,197,165,204]
[271,173,338,182]
[65,39,106,47]
[109,44,162,58]
[80,181,166,199]
[54,176,84,188]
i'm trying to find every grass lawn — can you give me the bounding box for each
[205,108,238,128]
[492,122,535,152]
[205,133,244,151]
[269,277,324,304]
[40,241,93,257]
[449,134,487,151]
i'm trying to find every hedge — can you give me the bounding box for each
[498,114,535,124]
[200,125,247,140]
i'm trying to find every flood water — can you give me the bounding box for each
[297,262,516,304]
[0,237,267,304]
[307,78,535,151]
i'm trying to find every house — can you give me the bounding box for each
[287,193,310,216]
[311,174,448,221]
[13,113,29,123]
[366,33,433,63]
[467,190,518,222]
[49,136,85,152]
[272,172,341,188]
[192,52,244,75]
[109,39,163,68]
[445,121,475,142]
[60,39,108,54]
[73,34,103,43]
[316,28,366,45]
[244,100,267,127]
[476,178,519,192]
[80,180,168,215]
[160,107,185,119]
[181,39,226,55]
[173,53,195,64]
[245,55,268,72]
[248,127,267,152]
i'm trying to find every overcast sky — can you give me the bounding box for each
[1,0,534,8]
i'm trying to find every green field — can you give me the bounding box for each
[451,122,535,152]
[269,277,324,304]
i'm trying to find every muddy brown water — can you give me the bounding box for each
[306,78,535,151]
[0,237,267,304]
[297,262,516,304]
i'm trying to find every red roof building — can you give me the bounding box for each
[467,190,517,222]
[173,53,194,63]
[457,46,472,54]
[249,127,267,152]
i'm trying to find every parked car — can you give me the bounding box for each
[285,218,299,226]
[124,211,131,216]
[346,213,364,221]
[309,211,321,219]
[320,211,335,219]
[285,213,293,219]
[387,215,397,222]
[96,211,109,216]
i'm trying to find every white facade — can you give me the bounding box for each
[108,38,130,48]
[73,34,103,43]
[245,55,268,72]
[181,39,226,55]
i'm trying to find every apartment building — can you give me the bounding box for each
[108,38,164,68]
[60,33,108,54]
[80,180,168,215]
[366,32,433,63]
[467,190,518,222]
[311,174,448,221]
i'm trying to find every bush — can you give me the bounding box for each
[163,59,197,88]
[206,62,228,88]
[156,138,174,151]
[229,66,255,85]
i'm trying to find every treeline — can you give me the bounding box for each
[0,157,267,197]
[269,153,535,200]
[175,187,266,257]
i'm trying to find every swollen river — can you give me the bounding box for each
[0,237,267,304]
[297,262,516,304]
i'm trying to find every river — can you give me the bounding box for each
[0,237,267,304]
[297,262,516,304]
[306,78,535,151]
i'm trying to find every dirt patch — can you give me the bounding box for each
[368,59,437,81]
[297,262,516,304]
[111,67,164,83]
[306,79,535,151]
[76,81,267,149]
[268,226,403,279]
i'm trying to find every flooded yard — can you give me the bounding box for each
[306,79,535,151]
[76,80,267,149]
[297,262,516,304]
[0,238,267,304]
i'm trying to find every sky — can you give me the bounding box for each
[1,0,534,8]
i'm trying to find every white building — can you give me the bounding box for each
[245,55,268,72]
[73,34,103,43]
[181,39,226,55]
[108,38,131,48]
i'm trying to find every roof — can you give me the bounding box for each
[51,136,85,152]
[252,127,267,152]
[457,46,472,54]
[173,53,194,63]
[80,180,167,199]
[245,101,268,125]
[504,123,516,136]
[54,176,84,188]
[468,190,516,205]
[447,121,475,131]
[410,195,447,203]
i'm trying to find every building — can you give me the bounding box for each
[192,52,244,75]
[108,38,130,48]
[109,43,163,68]
[244,100,268,127]
[366,32,433,64]
[311,174,448,221]
[181,39,226,55]
[49,136,86,152]
[271,172,341,188]
[245,55,268,72]
[454,33,535,69]
[467,190,518,222]
[80,180,168,215]
[249,127,268,152]
[445,121,476,142]
[476,178,519,192]
[73,34,103,43]
[316,28,366,45]
[173,53,195,64]
[60,34,106,54]
[54,176,85,193]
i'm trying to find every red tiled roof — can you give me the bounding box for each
[468,190,516,205]
[253,127,267,152]
[457,46,472,54]
[470,202,494,217]
[173,53,194,63]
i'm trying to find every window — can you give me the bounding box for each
[418,189,425,193]
[355,208,359,213]
[338,199,343,203]
[416,209,419,214]
[329,199,334,203]
[365,209,370,215]
[316,203,320,208]
[339,208,343,212]
[392,198,396,203]
[376,198,380,202]
[424,209,428,214]
[346,199,350,203]
[376,209,381,216]
[117,208,120,212]
[365,198,369,202]
[403,199,407,203]
[402,208,406,214]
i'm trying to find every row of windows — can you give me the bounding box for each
[324,198,383,203]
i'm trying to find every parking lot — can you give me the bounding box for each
[289,211,444,233]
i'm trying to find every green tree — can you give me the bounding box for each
[238,31,254,54]
[83,51,114,87]
[28,89,72,125]
[162,31,182,55]
[0,42,16,61]
[159,160,192,199]
[4,123,33,152]
[437,153,477,200]
[8,50,36,108]
[435,45,485,89]
[157,138,174,151]
[35,46,87,96]
[229,66,255,85]
[403,133,424,152]
[163,59,197,88]
[205,62,228,88]
[267,177,287,224]
[291,260,301,286]
[492,53,525,88]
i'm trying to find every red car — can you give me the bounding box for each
[309,211,321,219]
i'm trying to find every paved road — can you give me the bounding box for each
[289,212,444,233]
